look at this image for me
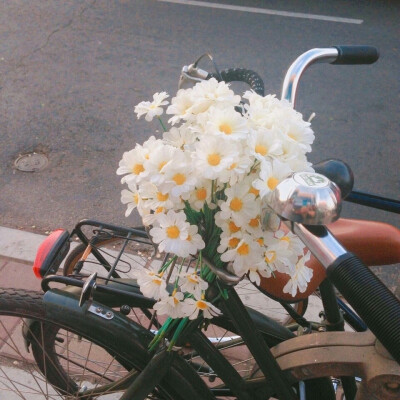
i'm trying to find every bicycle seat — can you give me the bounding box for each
[258,218,400,302]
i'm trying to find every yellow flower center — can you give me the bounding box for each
[132,163,144,175]
[249,186,259,197]
[186,235,192,242]
[265,251,276,263]
[257,237,264,246]
[157,192,169,201]
[188,275,199,284]
[229,221,241,233]
[249,217,260,228]
[196,300,208,310]
[155,206,165,214]
[152,278,162,285]
[173,173,186,185]
[228,237,240,248]
[255,144,268,156]
[237,243,250,255]
[281,236,290,243]
[230,197,243,212]
[267,177,279,190]
[158,161,167,172]
[196,188,207,200]
[166,225,180,239]
[207,153,221,166]
[133,193,139,204]
[173,296,180,305]
[219,123,233,135]
[228,162,237,170]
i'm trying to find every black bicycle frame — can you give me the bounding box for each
[346,190,400,214]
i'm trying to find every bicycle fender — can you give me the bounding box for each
[43,289,216,400]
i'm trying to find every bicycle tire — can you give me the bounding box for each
[63,233,308,326]
[0,288,214,399]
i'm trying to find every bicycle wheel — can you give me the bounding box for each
[63,233,307,326]
[0,288,213,399]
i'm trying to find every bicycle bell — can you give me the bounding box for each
[267,171,342,225]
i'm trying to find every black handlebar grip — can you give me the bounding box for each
[331,45,379,65]
[208,68,265,96]
[327,252,400,364]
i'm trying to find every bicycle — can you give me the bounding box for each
[1,45,399,400]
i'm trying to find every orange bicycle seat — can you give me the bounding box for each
[258,218,400,302]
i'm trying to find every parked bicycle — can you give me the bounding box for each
[0,45,399,400]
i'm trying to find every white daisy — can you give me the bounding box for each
[134,268,168,300]
[181,297,222,320]
[283,252,314,297]
[179,272,208,298]
[175,224,205,257]
[117,145,149,185]
[248,128,283,161]
[275,230,305,256]
[144,143,179,186]
[193,136,240,181]
[153,290,185,318]
[121,184,141,217]
[166,87,195,125]
[218,184,258,227]
[220,234,262,276]
[214,214,243,236]
[160,153,198,198]
[278,114,314,153]
[218,151,254,186]
[138,181,177,212]
[149,210,191,257]
[189,78,241,115]
[252,159,293,200]
[199,105,249,141]
[260,241,297,276]
[187,180,213,211]
[217,232,243,254]
[162,125,197,149]
[135,92,169,122]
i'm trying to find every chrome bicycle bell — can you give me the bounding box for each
[268,172,342,225]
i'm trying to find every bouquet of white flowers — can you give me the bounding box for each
[117,78,315,349]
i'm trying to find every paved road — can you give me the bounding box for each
[0,0,399,233]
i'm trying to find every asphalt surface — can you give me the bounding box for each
[0,0,399,234]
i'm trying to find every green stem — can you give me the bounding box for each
[159,255,178,274]
[158,117,167,132]
[168,318,189,351]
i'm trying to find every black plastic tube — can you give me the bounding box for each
[208,68,265,96]
[346,190,400,214]
[331,46,379,65]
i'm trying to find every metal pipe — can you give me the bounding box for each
[285,221,347,268]
[281,48,338,107]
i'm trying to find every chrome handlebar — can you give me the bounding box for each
[280,48,339,107]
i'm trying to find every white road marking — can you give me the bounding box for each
[157,0,363,24]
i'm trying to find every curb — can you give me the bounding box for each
[0,226,46,264]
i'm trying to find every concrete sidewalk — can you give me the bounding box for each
[0,226,45,290]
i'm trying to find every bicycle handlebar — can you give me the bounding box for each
[281,46,379,106]
[291,222,400,364]
[331,45,379,65]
